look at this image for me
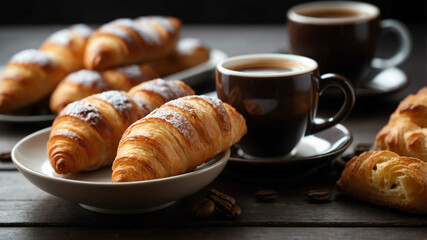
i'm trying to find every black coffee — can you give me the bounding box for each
[299,9,362,18]
[288,8,380,82]
[237,66,295,74]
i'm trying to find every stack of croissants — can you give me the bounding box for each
[0,16,248,182]
[337,86,427,214]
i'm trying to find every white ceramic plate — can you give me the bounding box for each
[12,127,230,214]
[0,48,228,123]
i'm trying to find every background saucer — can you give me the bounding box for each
[357,67,409,97]
[322,67,409,99]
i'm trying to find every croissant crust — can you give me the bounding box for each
[337,150,427,214]
[47,79,194,174]
[112,95,247,182]
[375,87,427,161]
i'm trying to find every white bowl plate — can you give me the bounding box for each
[12,127,230,214]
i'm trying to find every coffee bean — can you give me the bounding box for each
[191,198,215,220]
[216,204,242,219]
[306,189,331,203]
[354,143,372,156]
[255,190,277,202]
[208,189,236,205]
[225,205,242,219]
[207,189,241,219]
[0,151,11,161]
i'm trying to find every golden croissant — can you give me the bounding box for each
[375,87,427,161]
[0,24,93,113]
[49,65,159,113]
[148,38,210,77]
[84,16,181,70]
[112,95,247,182]
[47,79,194,174]
[336,150,427,214]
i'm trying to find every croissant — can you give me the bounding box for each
[375,87,427,162]
[112,95,247,182]
[49,65,159,113]
[47,79,194,174]
[0,49,68,113]
[102,64,159,91]
[84,16,181,70]
[336,150,427,214]
[0,24,93,113]
[148,38,210,77]
[41,24,93,73]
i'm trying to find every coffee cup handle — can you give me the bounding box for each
[371,19,412,69]
[307,73,355,135]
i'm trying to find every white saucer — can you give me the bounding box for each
[12,127,230,214]
[203,91,352,170]
[229,123,352,166]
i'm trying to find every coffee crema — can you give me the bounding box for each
[229,60,305,74]
[298,9,365,18]
[235,66,296,74]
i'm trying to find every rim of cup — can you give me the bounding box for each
[287,1,379,25]
[216,53,318,77]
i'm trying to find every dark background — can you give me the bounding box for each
[1,0,425,25]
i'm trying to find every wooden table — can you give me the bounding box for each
[0,24,426,239]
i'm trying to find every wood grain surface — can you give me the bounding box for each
[0,24,425,239]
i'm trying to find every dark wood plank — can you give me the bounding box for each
[1,227,427,240]
[0,171,426,227]
[0,162,15,170]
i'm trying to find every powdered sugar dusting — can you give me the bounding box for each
[60,100,103,126]
[115,18,161,45]
[133,24,162,45]
[45,24,92,46]
[177,38,204,55]
[70,24,93,38]
[99,23,132,43]
[99,18,161,45]
[116,64,142,78]
[46,29,72,46]
[194,95,223,109]
[137,16,175,34]
[11,49,56,67]
[166,99,196,115]
[52,128,84,145]
[92,90,134,116]
[65,70,108,90]
[131,95,153,115]
[166,81,189,98]
[148,108,194,140]
[185,95,228,119]
[135,80,190,101]
[112,18,134,26]
[147,81,172,99]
